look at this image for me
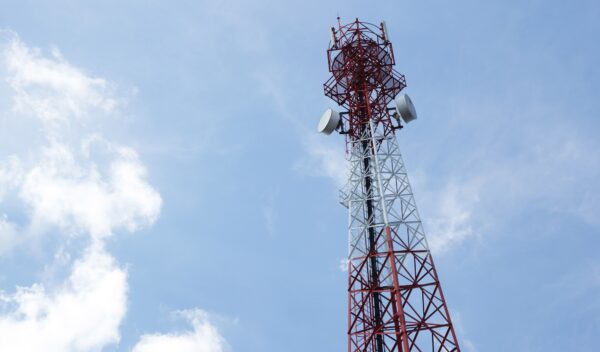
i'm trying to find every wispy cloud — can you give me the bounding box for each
[4,35,115,127]
[338,258,349,272]
[293,134,347,188]
[249,56,349,189]
[414,93,600,255]
[425,181,478,254]
[451,310,478,352]
[262,205,276,237]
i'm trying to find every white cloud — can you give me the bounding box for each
[0,35,200,352]
[0,244,127,352]
[20,139,161,240]
[132,309,227,352]
[0,33,232,352]
[3,38,116,127]
[0,36,161,245]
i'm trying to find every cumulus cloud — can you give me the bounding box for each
[20,139,161,240]
[0,34,161,248]
[132,310,227,352]
[0,34,218,352]
[0,244,127,351]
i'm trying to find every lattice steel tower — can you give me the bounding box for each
[317,19,460,352]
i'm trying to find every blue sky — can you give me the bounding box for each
[0,0,599,351]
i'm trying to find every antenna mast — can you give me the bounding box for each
[318,19,461,352]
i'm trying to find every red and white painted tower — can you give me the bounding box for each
[318,19,461,352]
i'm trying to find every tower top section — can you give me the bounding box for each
[323,18,408,141]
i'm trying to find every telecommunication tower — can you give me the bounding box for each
[318,18,461,352]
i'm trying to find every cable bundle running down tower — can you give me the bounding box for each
[318,19,461,352]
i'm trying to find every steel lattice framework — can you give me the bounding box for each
[324,19,461,352]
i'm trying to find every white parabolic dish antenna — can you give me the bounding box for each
[395,94,417,123]
[318,108,340,135]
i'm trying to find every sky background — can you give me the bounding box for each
[0,0,599,351]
